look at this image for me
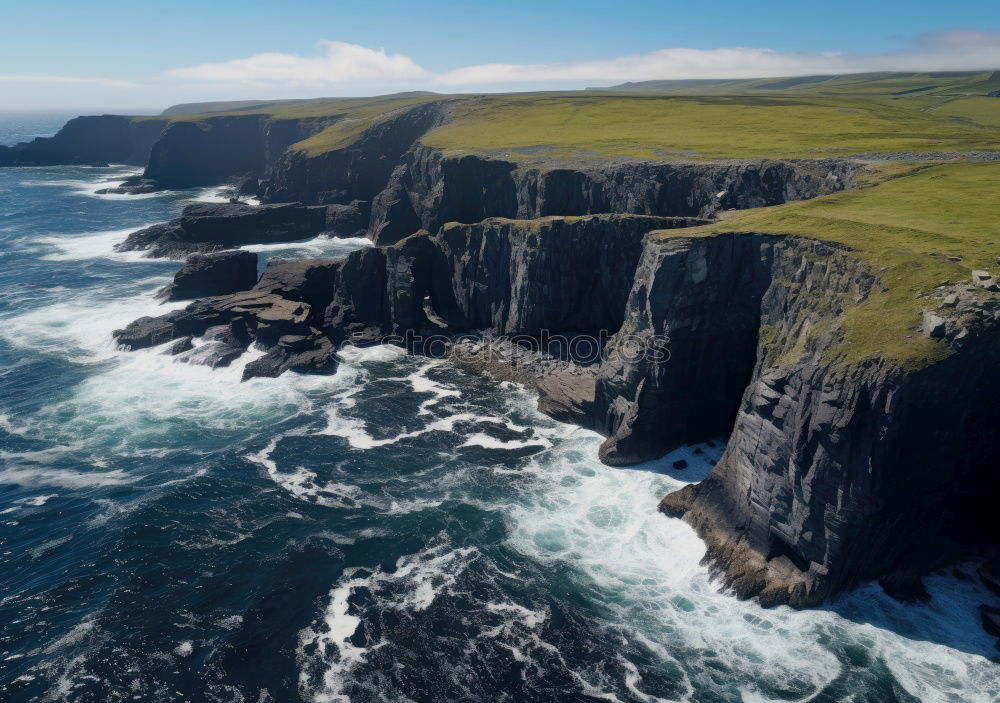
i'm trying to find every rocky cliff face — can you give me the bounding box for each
[262,103,448,206]
[652,237,1000,607]
[366,147,859,245]
[0,115,166,166]
[112,209,1000,609]
[33,100,993,614]
[144,115,336,188]
[319,223,1000,608]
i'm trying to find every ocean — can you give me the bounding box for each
[0,113,997,703]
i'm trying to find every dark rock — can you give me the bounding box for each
[241,333,336,381]
[113,289,311,351]
[263,103,447,207]
[116,202,327,258]
[236,176,259,196]
[596,234,778,466]
[980,557,1000,597]
[0,115,166,167]
[879,571,931,603]
[325,200,370,238]
[178,319,251,368]
[114,312,184,349]
[94,175,161,195]
[159,250,258,301]
[981,605,1000,637]
[164,336,193,355]
[365,146,860,246]
[673,460,688,470]
[655,236,1000,607]
[253,257,341,307]
[144,114,336,189]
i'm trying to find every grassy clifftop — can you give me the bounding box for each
[146,72,1000,160]
[655,162,1000,367]
[601,70,1000,97]
[422,93,1000,161]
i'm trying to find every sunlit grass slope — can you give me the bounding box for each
[421,94,1000,161]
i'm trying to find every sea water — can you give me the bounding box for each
[0,114,998,703]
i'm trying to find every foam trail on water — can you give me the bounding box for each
[0,282,180,363]
[243,235,372,260]
[298,542,478,703]
[32,226,174,262]
[502,410,1000,702]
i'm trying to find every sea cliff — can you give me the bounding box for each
[9,98,1000,620]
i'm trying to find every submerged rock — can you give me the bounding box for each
[94,175,161,195]
[178,319,251,368]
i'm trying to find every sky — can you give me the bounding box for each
[1,0,999,111]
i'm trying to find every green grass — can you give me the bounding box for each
[606,71,1000,97]
[421,94,1000,161]
[284,95,440,156]
[932,97,1000,128]
[136,73,1000,159]
[136,94,443,156]
[654,162,1000,368]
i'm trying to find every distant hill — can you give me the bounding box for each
[594,71,1000,97]
[161,92,440,117]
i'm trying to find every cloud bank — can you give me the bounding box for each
[165,40,428,86]
[433,30,1000,85]
[159,31,1000,90]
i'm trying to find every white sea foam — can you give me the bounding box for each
[19,168,168,201]
[196,188,261,207]
[500,421,1000,702]
[298,542,477,703]
[0,283,180,363]
[35,226,172,262]
[0,463,135,489]
[242,235,372,262]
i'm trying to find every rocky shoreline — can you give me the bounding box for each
[7,106,1000,649]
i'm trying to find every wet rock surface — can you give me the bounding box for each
[158,250,258,301]
[115,202,327,258]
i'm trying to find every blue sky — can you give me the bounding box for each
[2,0,999,110]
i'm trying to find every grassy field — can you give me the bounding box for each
[138,94,443,156]
[932,96,1000,128]
[605,71,1000,97]
[147,72,1000,160]
[656,162,1000,368]
[421,93,1000,161]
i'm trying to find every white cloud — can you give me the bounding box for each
[10,29,996,109]
[434,30,1000,86]
[164,40,429,86]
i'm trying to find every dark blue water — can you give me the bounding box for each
[1,115,998,703]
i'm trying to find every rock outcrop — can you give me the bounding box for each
[653,239,1000,607]
[0,115,167,167]
[158,250,259,301]
[365,148,859,245]
[116,202,328,258]
[261,103,448,206]
[114,256,342,378]
[143,114,336,188]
